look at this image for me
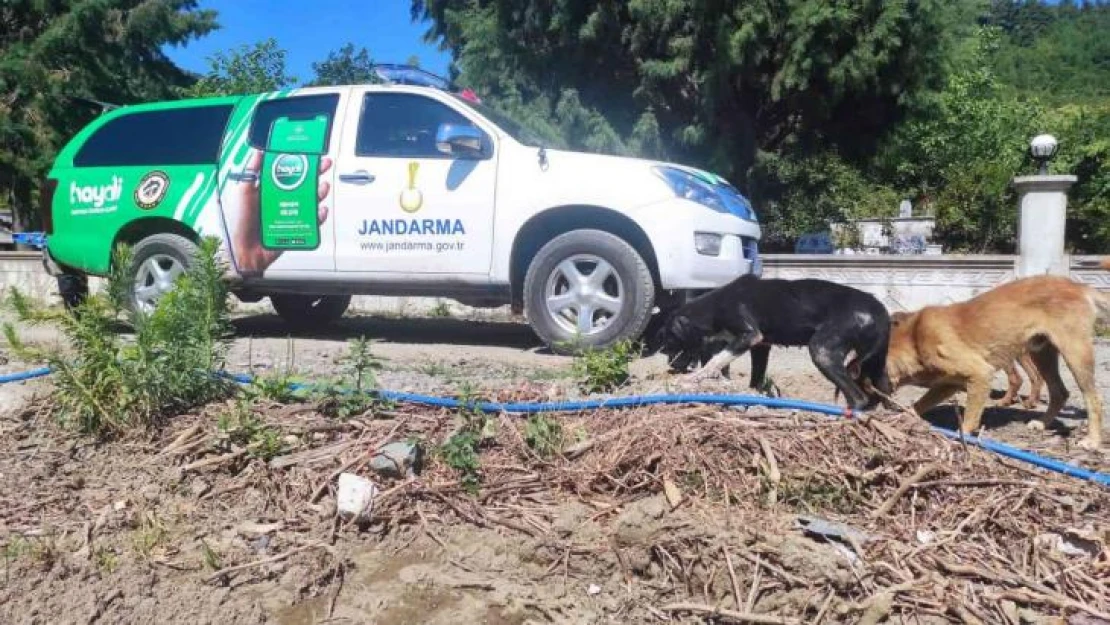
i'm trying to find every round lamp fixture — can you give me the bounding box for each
[1030,134,1058,175]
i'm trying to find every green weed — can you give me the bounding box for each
[441,431,482,493]
[429,301,452,318]
[4,237,233,435]
[523,414,564,458]
[95,547,119,574]
[218,399,286,461]
[778,477,860,515]
[571,339,635,393]
[419,362,448,377]
[313,336,386,419]
[437,383,497,493]
[245,337,303,404]
[131,512,167,561]
[200,540,222,571]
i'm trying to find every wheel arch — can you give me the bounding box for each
[110,218,199,265]
[509,205,660,310]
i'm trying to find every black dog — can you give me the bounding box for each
[646,274,892,411]
[644,311,772,389]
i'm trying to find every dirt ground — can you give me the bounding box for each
[1,309,1109,624]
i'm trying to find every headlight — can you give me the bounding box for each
[652,166,756,221]
[652,166,726,213]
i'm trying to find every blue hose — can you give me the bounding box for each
[7,366,1110,487]
[0,367,53,384]
[930,426,1109,486]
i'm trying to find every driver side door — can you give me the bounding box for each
[332,90,498,275]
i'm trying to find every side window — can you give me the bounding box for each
[355,93,483,158]
[248,93,340,151]
[74,105,233,167]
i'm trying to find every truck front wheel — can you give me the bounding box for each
[523,229,655,355]
[270,294,351,329]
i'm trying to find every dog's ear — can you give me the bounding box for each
[845,357,862,380]
[889,311,912,328]
[668,314,694,342]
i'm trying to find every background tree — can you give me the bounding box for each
[411,0,974,247]
[0,0,217,230]
[308,43,376,87]
[185,37,295,97]
[413,0,1110,252]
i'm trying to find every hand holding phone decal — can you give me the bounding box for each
[230,115,332,277]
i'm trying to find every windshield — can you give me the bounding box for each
[449,94,546,147]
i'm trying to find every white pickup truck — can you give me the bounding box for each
[42,64,762,352]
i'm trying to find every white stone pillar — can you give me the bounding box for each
[1013,174,1077,277]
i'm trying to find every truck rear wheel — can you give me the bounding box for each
[57,272,89,312]
[523,229,654,355]
[271,294,351,329]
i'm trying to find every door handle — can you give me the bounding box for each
[339,170,375,184]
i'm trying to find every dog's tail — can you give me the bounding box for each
[1087,288,1110,324]
[1083,258,1110,321]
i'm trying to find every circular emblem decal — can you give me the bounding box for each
[271,154,308,191]
[134,171,170,210]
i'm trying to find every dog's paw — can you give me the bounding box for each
[688,370,722,383]
[755,377,781,398]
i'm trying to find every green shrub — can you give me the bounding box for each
[523,414,564,458]
[312,336,386,419]
[571,339,635,394]
[245,338,303,404]
[217,399,285,461]
[4,236,233,435]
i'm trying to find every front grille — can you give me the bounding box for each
[742,237,759,260]
[742,237,762,277]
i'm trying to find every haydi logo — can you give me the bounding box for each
[271,154,308,191]
[70,176,122,208]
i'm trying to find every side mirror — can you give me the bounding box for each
[436,123,486,158]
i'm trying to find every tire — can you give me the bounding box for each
[523,229,655,355]
[126,233,198,314]
[271,294,352,329]
[57,272,89,312]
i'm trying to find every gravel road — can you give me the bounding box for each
[3,307,1109,471]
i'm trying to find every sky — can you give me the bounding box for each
[163,0,452,83]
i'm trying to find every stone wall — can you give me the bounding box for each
[760,254,1017,312]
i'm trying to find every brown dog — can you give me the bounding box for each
[886,310,1042,409]
[883,264,1110,450]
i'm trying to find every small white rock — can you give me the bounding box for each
[336,473,378,522]
[587,583,601,596]
[916,530,935,545]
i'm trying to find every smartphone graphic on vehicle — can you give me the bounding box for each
[259,114,329,251]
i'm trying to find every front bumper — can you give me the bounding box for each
[678,233,761,288]
[638,199,762,290]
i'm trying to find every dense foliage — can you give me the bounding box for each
[0,0,217,231]
[413,0,1110,253]
[1,1,1108,252]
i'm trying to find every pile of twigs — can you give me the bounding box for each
[355,403,1110,623]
